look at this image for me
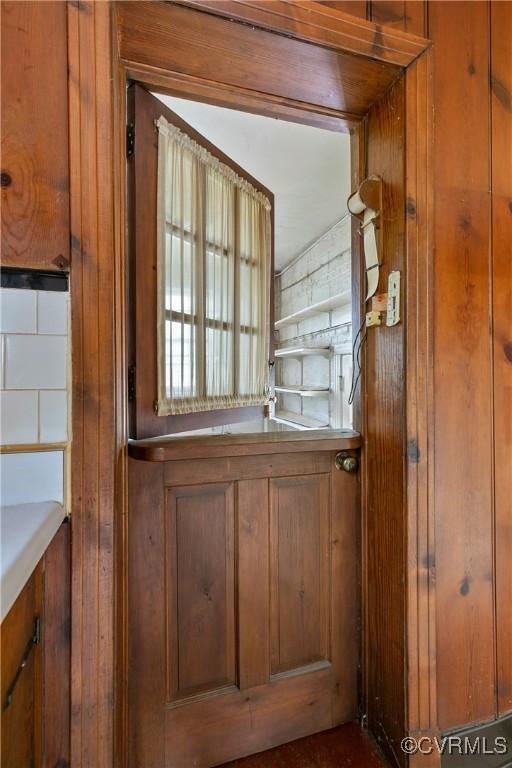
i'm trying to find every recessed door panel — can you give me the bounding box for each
[270,475,330,675]
[166,483,236,702]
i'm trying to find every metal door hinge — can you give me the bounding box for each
[126,124,135,158]
[128,365,136,402]
[3,616,40,710]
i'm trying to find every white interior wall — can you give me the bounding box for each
[275,216,352,428]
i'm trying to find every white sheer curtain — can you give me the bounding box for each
[155,116,271,416]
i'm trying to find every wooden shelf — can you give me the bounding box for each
[129,430,361,461]
[275,385,330,397]
[275,346,330,358]
[273,410,329,430]
[275,290,351,329]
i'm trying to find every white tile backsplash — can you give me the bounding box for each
[0,287,70,450]
[0,288,37,333]
[37,291,68,335]
[39,391,67,443]
[0,451,64,506]
[0,336,4,389]
[4,334,67,390]
[0,289,37,334]
[0,391,39,445]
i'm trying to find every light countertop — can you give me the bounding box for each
[1,501,66,622]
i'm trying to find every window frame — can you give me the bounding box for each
[128,84,274,439]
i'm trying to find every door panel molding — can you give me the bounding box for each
[238,478,270,690]
[269,474,331,676]
[165,483,236,703]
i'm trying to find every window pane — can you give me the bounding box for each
[166,233,193,314]
[206,327,233,396]
[206,248,234,324]
[239,260,259,328]
[238,331,259,396]
[166,319,196,398]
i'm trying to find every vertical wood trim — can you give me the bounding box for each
[365,76,407,764]
[114,52,129,768]
[42,523,71,767]
[127,460,166,768]
[238,479,270,690]
[165,489,180,702]
[269,480,281,675]
[405,48,438,737]
[318,475,331,665]
[350,122,368,726]
[68,2,116,765]
[331,460,359,723]
[429,0,496,730]
[491,0,512,718]
[224,484,237,689]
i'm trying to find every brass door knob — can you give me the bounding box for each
[335,452,359,473]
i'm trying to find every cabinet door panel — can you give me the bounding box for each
[166,483,236,702]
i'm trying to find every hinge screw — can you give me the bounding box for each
[126,124,135,158]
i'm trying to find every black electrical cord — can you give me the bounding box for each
[348,315,368,405]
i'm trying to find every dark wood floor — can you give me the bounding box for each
[220,722,388,768]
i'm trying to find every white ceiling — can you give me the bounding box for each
[154,94,351,270]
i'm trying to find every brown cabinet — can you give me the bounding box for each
[1,1,69,270]
[1,561,42,768]
[1,523,70,768]
[128,432,360,768]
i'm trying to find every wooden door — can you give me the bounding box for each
[128,440,358,768]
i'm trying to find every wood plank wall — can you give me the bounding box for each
[430,1,496,731]
[429,0,512,732]
[323,0,512,735]
[1,1,70,270]
[491,1,512,719]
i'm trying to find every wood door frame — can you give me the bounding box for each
[67,2,436,766]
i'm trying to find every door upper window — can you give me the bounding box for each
[129,85,273,439]
[155,116,271,417]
